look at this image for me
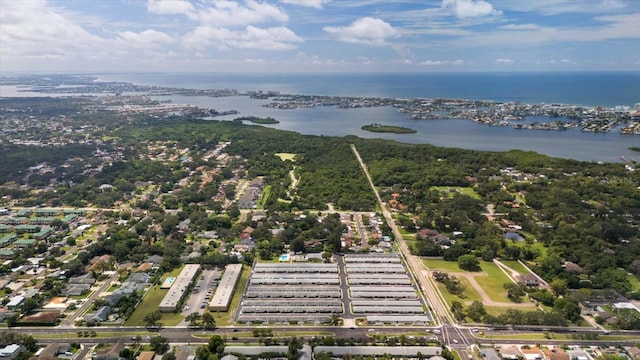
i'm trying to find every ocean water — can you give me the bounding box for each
[98,72,640,108]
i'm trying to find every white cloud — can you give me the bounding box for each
[280,0,331,9]
[183,25,302,51]
[500,24,541,30]
[147,0,289,26]
[453,12,640,48]
[198,0,288,26]
[0,0,104,60]
[493,0,625,15]
[420,60,446,66]
[118,29,174,47]
[441,0,502,18]
[419,59,465,66]
[496,58,514,64]
[323,17,398,46]
[550,58,575,64]
[147,0,196,18]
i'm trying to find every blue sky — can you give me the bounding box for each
[1,0,639,73]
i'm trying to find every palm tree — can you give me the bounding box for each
[328,313,341,326]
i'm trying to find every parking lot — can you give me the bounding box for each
[180,268,221,317]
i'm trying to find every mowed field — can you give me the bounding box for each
[126,266,185,326]
[423,258,537,314]
[430,186,481,200]
[275,152,296,161]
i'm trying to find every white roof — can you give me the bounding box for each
[7,296,25,306]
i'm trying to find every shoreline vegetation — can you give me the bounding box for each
[235,116,279,124]
[361,123,417,134]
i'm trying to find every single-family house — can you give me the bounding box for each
[7,296,25,311]
[84,306,111,323]
[63,284,91,296]
[542,349,570,360]
[137,351,155,360]
[521,347,544,360]
[68,273,95,285]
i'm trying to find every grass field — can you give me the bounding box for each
[275,153,296,161]
[628,273,640,292]
[479,332,635,342]
[209,265,251,326]
[428,258,537,315]
[258,185,271,209]
[475,263,513,303]
[508,233,548,256]
[500,260,530,274]
[125,266,185,326]
[423,258,463,272]
[398,228,417,251]
[431,186,481,200]
[435,276,482,304]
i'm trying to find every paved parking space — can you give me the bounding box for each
[179,268,221,320]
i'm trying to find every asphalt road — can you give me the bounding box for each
[334,255,355,319]
[18,325,640,348]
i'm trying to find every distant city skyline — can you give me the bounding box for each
[1,0,639,73]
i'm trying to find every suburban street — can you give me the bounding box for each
[61,272,120,326]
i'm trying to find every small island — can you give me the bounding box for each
[361,123,417,134]
[235,116,279,124]
[629,146,640,153]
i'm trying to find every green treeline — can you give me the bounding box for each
[235,116,279,124]
[361,124,417,133]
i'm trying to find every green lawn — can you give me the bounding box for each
[209,265,250,326]
[435,276,482,304]
[628,273,640,292]
[501,260,530,274]
[509,234,548,256]
[423,258,463,272]
[125,266,185,326]
[399,228,417,251]
[257,185,271,209]
[275,153,296,161]
[482,306,523,316]
[428,259,534,307]
[476,262,535,304]
[479,332,636,342]
[430,186,481,200]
